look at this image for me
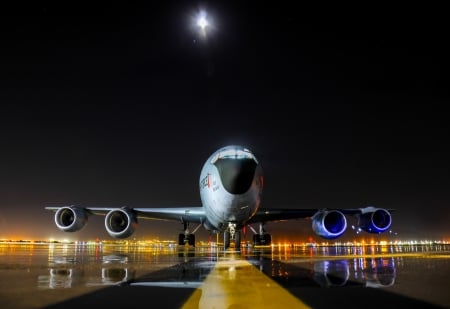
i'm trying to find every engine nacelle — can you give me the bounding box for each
[104,209,138,239]
[312,210,347,239]
[54,206,88,232]
[358,207,392,233]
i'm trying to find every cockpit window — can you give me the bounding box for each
[211,147,258,164]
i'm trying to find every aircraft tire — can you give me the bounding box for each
[224,231,230,250]
[235,231,241,250]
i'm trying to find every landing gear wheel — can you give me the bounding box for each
[262,233,272,245]
[179,233,195,246]
[224,231,230,250]
[234,231,241,251]
[253,233,272,246]
[178,233,185,246]
[188,234,195,246]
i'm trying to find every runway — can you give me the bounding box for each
[0,242,449,308]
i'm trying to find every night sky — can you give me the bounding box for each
[0,2,448,241]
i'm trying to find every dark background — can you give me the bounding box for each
[0,2,448,241]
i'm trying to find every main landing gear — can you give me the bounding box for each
[248,222,272,246]
[178,222,202,247]
[178,221,272,251]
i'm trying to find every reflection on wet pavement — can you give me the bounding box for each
[0,243,449,308]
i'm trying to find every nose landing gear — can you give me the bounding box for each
[224,223,241,251]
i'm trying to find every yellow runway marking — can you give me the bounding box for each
[182,254,311,309]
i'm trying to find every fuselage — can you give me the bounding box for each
[199,145,264,232]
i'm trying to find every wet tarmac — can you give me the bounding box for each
[0,242,449,308]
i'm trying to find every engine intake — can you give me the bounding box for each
[358,207,392,233]
[312,210,347,239]
[105,209,137,239]
[54,206,88,232]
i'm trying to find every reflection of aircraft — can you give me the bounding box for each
[313,260,350,287]
[45,145,393,250]
[38,268,73,289]
[38,266,134,288]
[87,254,135,286]
[127,257,214,289]
[362,258,396,287]
[312,258,396,288]
[99,267,133,285]
[38,253,78,289]
[48,268,72,289]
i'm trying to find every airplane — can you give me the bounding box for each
[45,145,393,251]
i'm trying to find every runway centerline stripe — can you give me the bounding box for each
[182,254,311,309]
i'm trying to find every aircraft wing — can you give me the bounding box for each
[247,208,378,223]
[247,208,318,223]
[45,206,207,224]
[133,207,207,223]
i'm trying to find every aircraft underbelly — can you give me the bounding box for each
[203,190,259,230]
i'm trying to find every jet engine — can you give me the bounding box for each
[104,209,137,238]
[312,210,347,239]
[54,206,88,232]
[358,207,392,233]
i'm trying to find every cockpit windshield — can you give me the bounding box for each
[210,147,258,164]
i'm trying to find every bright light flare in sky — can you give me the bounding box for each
[197,14,209,30]
[191,9,214,40]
